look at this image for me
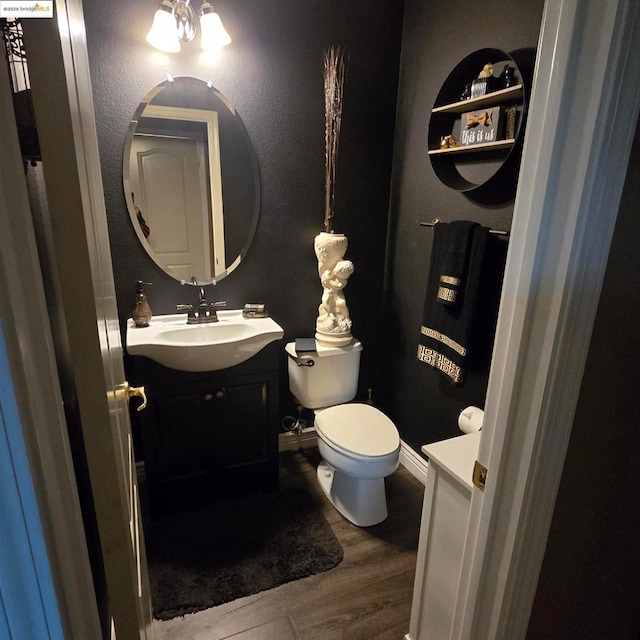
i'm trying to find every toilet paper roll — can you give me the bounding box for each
[458,406,484,433]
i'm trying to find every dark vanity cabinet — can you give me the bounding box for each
[131,343,280,519]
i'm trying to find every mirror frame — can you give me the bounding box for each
[123,77,260,284]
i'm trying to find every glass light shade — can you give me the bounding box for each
[146,8,181,53]
[200,10,231,51]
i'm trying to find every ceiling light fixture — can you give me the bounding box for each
[146,0,231,54]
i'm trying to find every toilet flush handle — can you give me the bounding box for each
[286,352,314,367]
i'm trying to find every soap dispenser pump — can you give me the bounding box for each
[132,281,153,327]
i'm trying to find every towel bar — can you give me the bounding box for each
[420,220,509,237]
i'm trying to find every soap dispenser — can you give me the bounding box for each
[132,281,153,327]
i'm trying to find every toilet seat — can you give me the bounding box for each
[315,403,400,459]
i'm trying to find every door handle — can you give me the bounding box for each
[123,381,148,412]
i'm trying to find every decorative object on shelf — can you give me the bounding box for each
[314,46,354,348]
[460,106,504,146]
[500,64,516,89]
[440,134,460,149]
[315,232,354,347]
[477,63,494,78]
[427,47,532,201]
[470,62,498,98]
[146,0,231,53]
[505,105,518,139]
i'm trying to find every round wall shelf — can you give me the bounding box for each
[428,48,528,198]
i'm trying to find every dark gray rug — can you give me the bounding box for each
[146,488,344,620]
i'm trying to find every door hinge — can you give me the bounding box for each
[473,460,487,492]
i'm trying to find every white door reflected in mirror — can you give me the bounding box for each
[131,131,218,281]
[123,77,260,285]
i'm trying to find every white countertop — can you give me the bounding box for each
[422,431,482,491]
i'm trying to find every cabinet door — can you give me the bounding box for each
[224,380,269,466]
[153,390,221,480]
[221,373,279,493]
[145,386,224,516]
[141,368,279,518]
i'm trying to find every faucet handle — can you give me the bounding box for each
[177,303,196,318]
[211,301,227,309]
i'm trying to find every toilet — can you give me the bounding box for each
[285,340,400,527]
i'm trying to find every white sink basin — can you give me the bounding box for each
[126,311,284,372]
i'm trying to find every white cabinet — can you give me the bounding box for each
[407,432,481,640]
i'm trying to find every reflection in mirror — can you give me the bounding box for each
[123,77,260,284]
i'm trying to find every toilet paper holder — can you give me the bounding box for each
[458,405,484,433]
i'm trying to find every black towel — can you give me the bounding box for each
[437,220,477,306]
[417,221,489,384]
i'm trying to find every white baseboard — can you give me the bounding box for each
[399,440,429,485]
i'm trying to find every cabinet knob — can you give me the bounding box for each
[215,390,225,399]
[204,390,225,401]
[204,393,213,401]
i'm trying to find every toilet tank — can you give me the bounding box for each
[285,341,362,409]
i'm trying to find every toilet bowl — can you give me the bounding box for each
[285,341,400,527]
[315,403,400,526]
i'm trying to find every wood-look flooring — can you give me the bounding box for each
[151,447,425,640]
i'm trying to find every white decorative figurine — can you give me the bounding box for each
[314,232,354,346]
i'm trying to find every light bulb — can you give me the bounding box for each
[146,4,181,53]
[200,3,231,51]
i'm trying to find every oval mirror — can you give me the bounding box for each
[123,77,260,284]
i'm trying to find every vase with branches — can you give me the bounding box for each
[323,45,346,234]
[315,46,354,347]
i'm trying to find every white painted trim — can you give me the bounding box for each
[450,1,640,638]
[0,43,101,639]
[399,440,429,485]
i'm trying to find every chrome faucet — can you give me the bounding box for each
[198,287,207,307]
[177,284,226,324]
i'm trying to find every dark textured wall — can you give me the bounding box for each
[383,0,545,452]
[84,0,548,455]
[526,119,640,640]
[83,0,404,421]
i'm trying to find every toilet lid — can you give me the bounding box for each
[315,403,400,457]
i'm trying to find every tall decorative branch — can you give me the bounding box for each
[323,46,346,233]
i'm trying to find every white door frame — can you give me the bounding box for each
[452,0,640,637]
[21,0,154,636]
[0,25,102,640]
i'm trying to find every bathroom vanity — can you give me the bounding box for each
[129,342,280,519]
[407,431,481,640]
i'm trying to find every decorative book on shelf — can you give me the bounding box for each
[459,105,518,147]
